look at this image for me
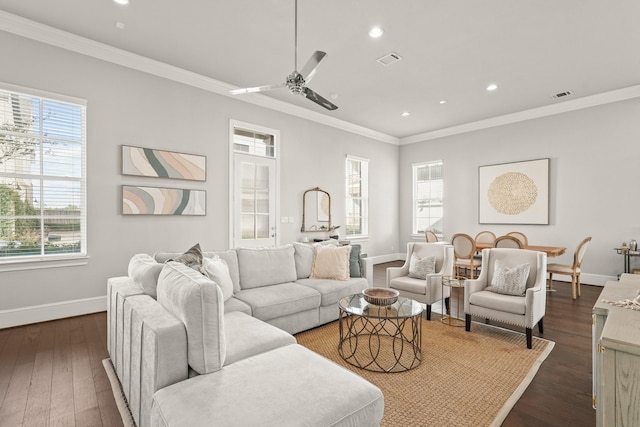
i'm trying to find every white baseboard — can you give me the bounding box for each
[0,296,106,329]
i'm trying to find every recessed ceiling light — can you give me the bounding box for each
[368,26,384,38]
[439,100,447,104]
[401,112,410,117]
[114,0,129,5]
[115,21,125,29]
[486,83,498,91]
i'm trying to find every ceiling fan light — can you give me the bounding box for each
[368,26,384,38]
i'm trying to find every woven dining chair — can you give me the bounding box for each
[474,231,496,247]
[506,231,528,247]
[494,235,523,249]
[451,233,481,278]
[425,230,438,243]
[547,237,592,299]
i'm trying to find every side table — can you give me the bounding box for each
[441,276,465,327]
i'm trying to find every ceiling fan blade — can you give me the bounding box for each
[302,87,338,111]
[299,51,327,83]
[230,83,286,95]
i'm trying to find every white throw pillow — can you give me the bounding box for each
[128,253,163,298]
[157,261,226,374]
[486,259,530,296]
[310,245,351,281]
[203,256,234,301]
[408,253,436,279]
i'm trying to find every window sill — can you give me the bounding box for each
[0,255,90,272]
[345,235,370,242]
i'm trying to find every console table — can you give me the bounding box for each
[592,276,640,426]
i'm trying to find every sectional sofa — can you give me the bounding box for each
[106,242,384,426]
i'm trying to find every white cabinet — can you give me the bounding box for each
[592,279,640,426]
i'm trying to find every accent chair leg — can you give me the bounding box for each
[571,275,577,300]
[538,317,544,334]
[548,273,553,291]
[465,314,471,331]
[484,318,490,324]
[577,273,582,297]
[526,328,532,349]
[426,305,432,320]
[444,297,450,314]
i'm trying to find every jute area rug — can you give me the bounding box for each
[295,319,554,427]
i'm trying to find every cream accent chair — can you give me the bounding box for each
[494,235,523,249]
[425,230,438,243]
[387,242,454,320]
[465,248,547,349]
[452,233,481,278]
[547,236,592,299]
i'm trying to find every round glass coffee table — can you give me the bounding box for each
[338,293,423,373]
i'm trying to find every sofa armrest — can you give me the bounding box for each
[361,256,374,287]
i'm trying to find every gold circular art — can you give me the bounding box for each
[487,172,538,215]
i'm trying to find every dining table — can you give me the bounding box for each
[475,242,566,258]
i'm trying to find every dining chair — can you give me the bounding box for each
[425,230,438,243]
[547,236,592,299]
[494,235,523,249]
[451,233,481,279]
[474,231,496,247]
[506,231,528,247]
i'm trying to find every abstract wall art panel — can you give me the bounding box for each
[122,145,206,181]
[122,185,206,215]
[478,158,549,224]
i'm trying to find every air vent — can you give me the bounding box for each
[552,90,572,99]
[377,52,402,66]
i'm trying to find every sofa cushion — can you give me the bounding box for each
[223,297,252,315]
[310,245,351,281]
[237,246,297,289]
[293,242,315,279]
[203,256,234,301]
[296,277,368,307]
[128,254,163,298]
[224,312,296,366]
[156,261,226,374]
[234,282,320,321]
[468,290,526,315]
[150,344,385,427]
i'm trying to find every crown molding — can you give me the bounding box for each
[0,10,399,145]
[400,84,640,145]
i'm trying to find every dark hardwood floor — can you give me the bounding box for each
[0,261,599,426]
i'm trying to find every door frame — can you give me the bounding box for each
[229,119,280,249]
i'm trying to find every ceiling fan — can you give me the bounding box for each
[229,0,338,111]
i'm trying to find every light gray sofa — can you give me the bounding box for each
[107,243,383,427]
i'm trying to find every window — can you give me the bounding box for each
[345,156,368,237]
[413,160,443,236]
[0,84,86,263]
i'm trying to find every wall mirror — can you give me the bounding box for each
[301,187,331,232]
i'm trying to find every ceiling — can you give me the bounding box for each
[1,0,639,140]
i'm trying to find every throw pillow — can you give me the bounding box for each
[408,253,436,279]
[349,244,362,277]
[310,245,351,281]
[171,243,206,275]
[127,253,163,298]
[486,259,531,296]
[203,256,234,302]
[293,242,315,279]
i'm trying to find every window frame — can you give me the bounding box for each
[0,82,88,271]
[345,155,369,239]
[412,160,443,239]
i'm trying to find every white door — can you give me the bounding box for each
[233,153,277,248]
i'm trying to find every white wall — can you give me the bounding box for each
[399,97,640,283]
[0,31,399,324]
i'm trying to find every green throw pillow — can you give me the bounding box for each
[349,244,362,277]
